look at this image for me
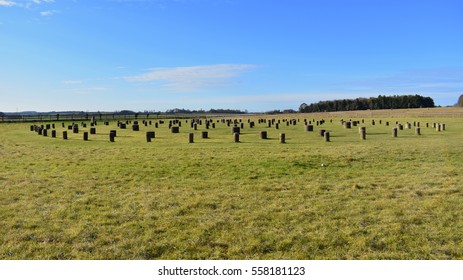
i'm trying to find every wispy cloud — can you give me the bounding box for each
[0,0,16,6]
[33,0,54,3]
[125,64,259,92]
[1,0,55,9]
[40,9,57,16]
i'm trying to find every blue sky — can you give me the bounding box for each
[1,0,462,112]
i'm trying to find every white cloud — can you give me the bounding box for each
[0,0,16,6]
[1,0,55,8]
[40,9,57,16]
[33,0,54,4]
[125,64,258,91]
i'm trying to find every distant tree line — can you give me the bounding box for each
[165,108,247,114]
[0,108,248,121]
[299,95,435,113]
[265,109,298,114]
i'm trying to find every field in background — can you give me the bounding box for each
[1,107,462,259]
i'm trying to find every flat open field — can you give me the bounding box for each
[1,108,462,259]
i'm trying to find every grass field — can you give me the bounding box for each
[1,108,462,259]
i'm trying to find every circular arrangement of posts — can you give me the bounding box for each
[27,116,447,145]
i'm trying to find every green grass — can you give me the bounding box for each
[1,109,463,259]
